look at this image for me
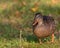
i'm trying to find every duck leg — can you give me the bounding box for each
[51,33,54,43]
[39,38,42,44]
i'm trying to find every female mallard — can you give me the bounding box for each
[33,13,56,43]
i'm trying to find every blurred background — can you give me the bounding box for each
[0,0,60,48]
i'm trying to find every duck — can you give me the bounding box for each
[33,13,56,43]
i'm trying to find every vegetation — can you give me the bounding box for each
[0,0,60,48]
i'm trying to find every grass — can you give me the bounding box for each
[0,0,60,48]
[0,23,20,48]
[20,33,60,48]
[0,37,20,48]
[0,0,20,48]
[20,39,60,48]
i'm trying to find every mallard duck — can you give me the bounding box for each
[33,13,56,43]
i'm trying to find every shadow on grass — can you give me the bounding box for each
[22,33,39,43]
[22,32,52,43]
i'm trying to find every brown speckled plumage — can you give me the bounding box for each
[33,13,56,43]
